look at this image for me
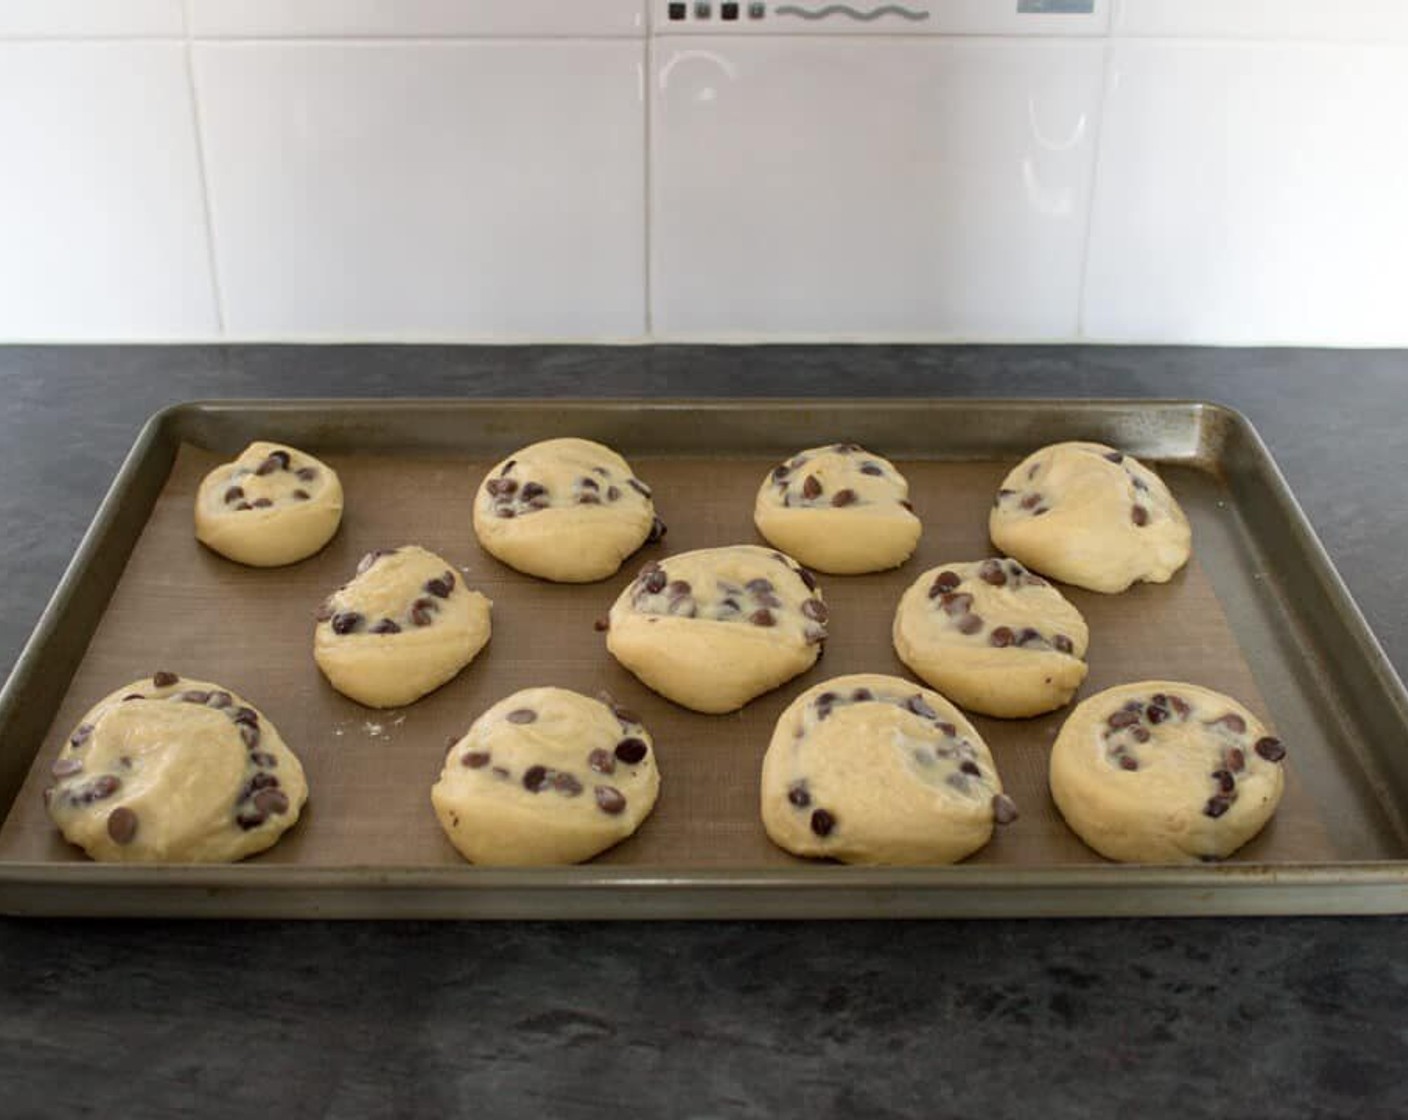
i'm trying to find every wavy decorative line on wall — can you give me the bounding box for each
[773,5,931,22]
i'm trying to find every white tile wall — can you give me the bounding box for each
[189,0,646,39]
[1114,0,1408,43]
[0,1,183,38]
[1083,41,1408,345]
[0,42,217,341]
[652,39,1103,338]
[193,42,646,340]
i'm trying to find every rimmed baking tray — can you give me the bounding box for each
[1,399,1406,918]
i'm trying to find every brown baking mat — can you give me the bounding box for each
[0,446,1330,867]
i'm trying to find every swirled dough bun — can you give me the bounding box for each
[761,674,1018,865]
[1050,681,1287,863]
[313,545,492,708]
[893,557,1089,718]
[753,443,921,574]
[45,671,307,862]
[605,545,827,714]
[195,441,344,566]
[989,442,1191,594]
[472,438,665,583]
[431,688,660,865]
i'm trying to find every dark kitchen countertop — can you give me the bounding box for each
[1,345,1405,1118]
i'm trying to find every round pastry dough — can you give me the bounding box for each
[760,673,1018,865]
[472,437,664,583]
[753,443,921,574]
[431,687,660,865]
[45,671,307,863]
[313,545,492,708]
[1049,681,1287,863]
[195,441,344,567]
[989,442,1191,594]
[605,545,827,714]
[893,557,1090,718]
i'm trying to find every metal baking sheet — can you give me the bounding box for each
[0,400,1405,918]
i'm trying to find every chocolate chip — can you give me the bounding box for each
[253,788,289,816]
[860,462,884,477]
[1119,755,1139,771]
[1108,709,1141,730]
[1146,704,1169,724]
[296,466,318,483]
[749,608,776,627]
[788,783,811,808]
[153,671,179,688]
[425,572,455,598]
[905,694,937,720]
[332,611,363,635]
[801,599,828,622]
[939,592,973,617]
[806,626,827,646]
[588,749,615,775]
[255,452,288,476]
[1131,504,1150,527]
[236,810,267,831]
[937,721,957,738]
[356,548,392,575]
[239,723,260,751]
[615,738,648,764]
[507,708,537,725]
[957,614,984,635]
[523,765,549,792]
[580,476,599,491]
[234,502,253,511]
[232,707,259,727]
[931,571,962,596]
[1104,451,1125,463]
[462,751,490,769]
[607,486,622,501]
[89,775,120,801]
[121,695,143,702]
[746,578,775,595]
[647,517,668,542]
[899,499,914,512]
[1212,769,1236,793]
[1020,493,1043,511]
[1254,737,1286,763]
[520,481,547,502]
[642,567,667,594]
[1133,476,1149,493]
[772,464,790,482]
[207,691,233,709]
[1227,747,1247,772]
[1204,795,1231,819]
[578,492,601,505]
[1212,713,1247,734]
[628,478,652,498]
[960,760,981,777]
[851,688,873,702]
[107,806,138,845]
[500,459,516,476]
[989,626,1015,648]
[831,489,857,507]
[292,489,311,501]
[51,757,83,778]
[486,477,517,497]
[816,691,838,712]
[411,599,436,627]
[595,786,627,815]
[992,793,1019,824]
[1169,695,1191,718]
[553,773,584,797]
[979,560,1007,587]
[248,772,279,792]
[69,724,93,748]
[1016,628,1042,646]
[802,475,822,500]
[250,751,277,768]
[593,616,610,632]
[995,489,1017,504]
[797,567,818,592]
[223,485,244,504]
[667,579,692,599]
[810,808,836,837]
[250,497,273,509]
[371,618,401,634]
[1131,727,1151,743]
[176,690,211,704]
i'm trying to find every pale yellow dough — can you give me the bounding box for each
[753,443,921,574]
[989,442,1191,594]
[893,558,1089,718]
[195,441,344,567]
[1049,681,1287,863]
[313,545,492,708]
[46,673,307,863]
[472,437,661,583]
[605,545,827,714]
[431,687,660,865]
[760,673,1017,865]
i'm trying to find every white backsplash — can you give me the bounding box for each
[0,0,1404,344]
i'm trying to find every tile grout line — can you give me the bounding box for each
[1073,26,1115,342]
[181,0,227,337]
[642,31,655,339]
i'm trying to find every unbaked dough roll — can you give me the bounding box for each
[989,442,1190,594]
[313,545,492,708]
[472,437,665,583]
[195,441,344,566]
[45,671,307,862]
[1050,681,1287,863]
[604,545,827,714]
[753,443,921,574]
[431,688,660,865]
[893,558,1089,718]
[761,674,1018,865]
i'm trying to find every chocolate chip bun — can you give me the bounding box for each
[604,545,827,714]
[1049,681,1287,863]
[989,442,1191,594]
[893,558,1090,718]
[313,545,492,708]
[46,672,307,862]
[761,674,1018,865]
[195,441,344,567]
[472,437,665,583]
[431,688,660,865]
[753,443,921,574]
